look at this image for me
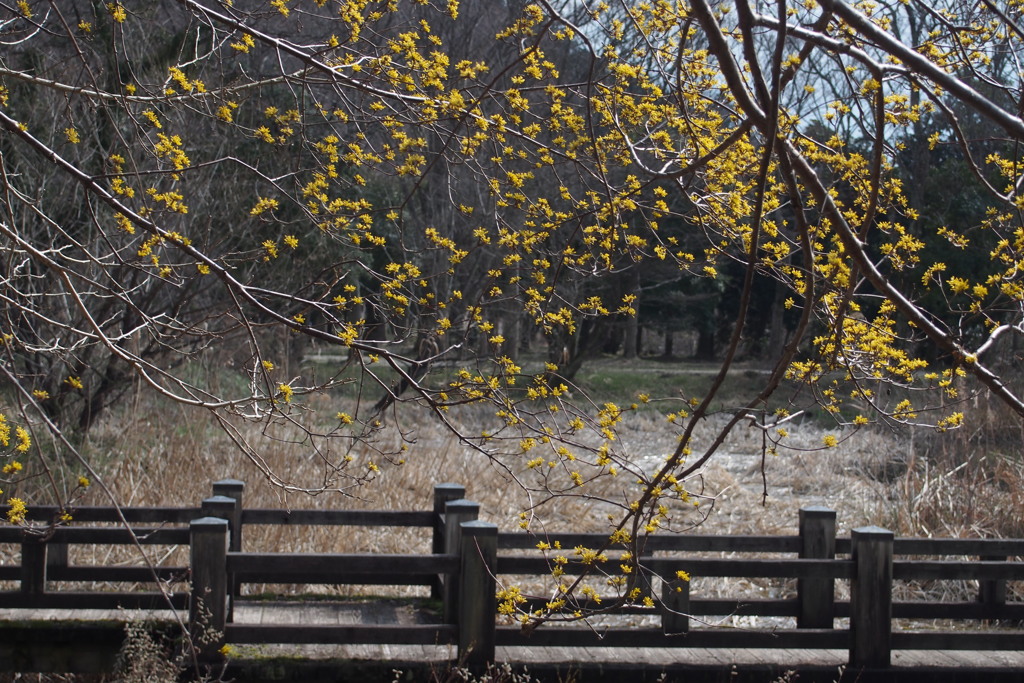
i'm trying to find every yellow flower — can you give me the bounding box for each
[78,476,91,488]
[65,376,84,390]
[277,383,294,403]
[230,34,255,53]
[142,110,161,129]
[250,197,279,216]
[3,461,23,475]
[106,2,126,23]
[7,497,27,524]
[14,428,29,452]
[822,434,838,448]
[947,277,970,294]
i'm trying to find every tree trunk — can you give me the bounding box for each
[695,326,715,360]
[765,283,788,362]
[623,269,640,359]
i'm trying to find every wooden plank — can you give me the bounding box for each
[240,509,434,527]
[22,505,201,524]
[893,538,1024,556]
[894,559,1024,581]
[518,600,656,615]
[690,599,799,617]
[516,597,798,619]
[44,527,190,545]
[845,539,1009,564]
[49,565,187,582]
[495,627,849,649]
[891,631,1024,650]
[229,602,265,624]
[225,623,456,645]
[0,591,188,609]
[227,552,458,577]
[649,557,852,578]
[496,556,851,579]
[918,648,971,667]
[497,533,801,553]
[965,650,1024,666]
[892,600,1024,620]
[777,648,847,667]
[231,571,437,585]
[0,620,128,635]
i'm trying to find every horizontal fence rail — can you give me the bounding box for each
[1,478,1023,671]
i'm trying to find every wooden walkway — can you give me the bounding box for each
[7,485,1024,680]
[4,601,1023,681]
[232,601,1024,669]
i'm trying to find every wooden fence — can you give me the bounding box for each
[2,480,1024,672]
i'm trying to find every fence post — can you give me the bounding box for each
[432,483,466,599]
[211,480,245,553]
[45,537,69,578]
[458,520,497,666]
[798,506,836,629]
[20,537,46,596]
[979,554,1007,609]
[190,517,228,661]
[205,487,243,621]
[661,574,690,635]
[202,495,238,524]
[850,525,893,668]
[443,498,480,623]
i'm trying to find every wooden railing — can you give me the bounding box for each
[2,479,1023,672]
